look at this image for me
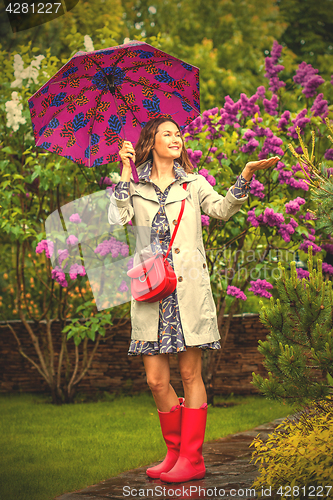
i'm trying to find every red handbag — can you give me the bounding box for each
[127,183,187,303]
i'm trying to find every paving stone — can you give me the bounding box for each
[55,419,284,500]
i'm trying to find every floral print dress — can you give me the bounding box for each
[114,161,251,356]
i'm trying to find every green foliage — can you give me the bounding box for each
[252,246,333,403]
[250,397,333,497]
[62,301,112,346]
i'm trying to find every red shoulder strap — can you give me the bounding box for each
[164,183,187,261]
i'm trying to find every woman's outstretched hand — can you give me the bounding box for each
[119,141,136,170]
[242,156,280,180]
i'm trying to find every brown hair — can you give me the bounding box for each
[134,117,194,173]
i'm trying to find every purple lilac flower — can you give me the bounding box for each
[264,41,285,92]
[36,239,54,258]
[258,132,284,159]
[118,280,129,292]
[240,137,259,154]
[127,257,134,270]
[201,215,210,226]
[324,149,333,161]
[216,152,227,164]
[247,209,261,228]
[69,213,81,224]
[205,156,213,163]
[303,75,325,98]
[263,208,285,227]
[207,174,216,186]
[187,148,203,167]
[287,109,310,139]
[249,174,265,199]
[69,263,86,280]
[293,62,324,98]
[66,235,78,245]
[94,237,129,258]
[322,243,333,254]
[51,266,68,287]
[288,177,309,190]
[248,279,273,299]
[326,167,333,178]
[294,146,303,154]
[209,147,218,154]
[26,192,30,198]
[58,249,69,265]
[271,40,283,63]
[98,176,113,187]
[253,125,267,137]
[199,168,209,179]
[278,218,298,243]
[219,96,240,128]
[299,241,322,254]
[285,197,306,214]
[296,268,309,280]
[263,94,279,116]
[239,93,260,118]
[311,93,328,119]
[243,129,256,141]
[265,57,284,79]
[256,86,266,100]
[183,116,203,139]
[227,285,247,301]
[322,263,333,275]
[294,62,318,85]
[278,110,290,131]
[269,77,286,93]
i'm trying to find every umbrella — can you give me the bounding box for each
[28,40,200,180]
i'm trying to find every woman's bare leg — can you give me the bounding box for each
[142,353,180,412]
[177,347,207,408]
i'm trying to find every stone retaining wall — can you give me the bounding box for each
[0,314,269,396]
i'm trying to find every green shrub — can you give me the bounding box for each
[250,397,333,499]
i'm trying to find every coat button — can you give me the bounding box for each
[178,276,183,282]
[173,219,178,225]
[175,248,180,254]
[203,263,206,268]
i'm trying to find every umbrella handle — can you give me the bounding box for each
[119,158,139,183]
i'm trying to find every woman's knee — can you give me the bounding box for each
[179,366,201,386]
[146,376,170,393]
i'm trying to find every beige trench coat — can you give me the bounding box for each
[108,161,248,345]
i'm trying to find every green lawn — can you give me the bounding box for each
[0,392,294,500]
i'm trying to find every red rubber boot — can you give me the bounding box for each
[160,402,207,483]
[146,397,185,479]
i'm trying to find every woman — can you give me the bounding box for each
[108,116,279,483]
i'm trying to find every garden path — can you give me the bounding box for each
[55,418,283,500]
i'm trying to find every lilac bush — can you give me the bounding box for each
[182,39,333,313]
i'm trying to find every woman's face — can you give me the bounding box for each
[152,121,183,161]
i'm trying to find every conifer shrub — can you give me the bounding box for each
[252,245,333,404]
[250,397,333,499]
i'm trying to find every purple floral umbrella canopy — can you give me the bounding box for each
[28,40,200,169]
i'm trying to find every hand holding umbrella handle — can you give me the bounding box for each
[119,158,139,183]
[119,142,140,183]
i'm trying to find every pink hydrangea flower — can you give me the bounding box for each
[201,215,210,226]
[36,239,54,258]
[69,213,82,224]
[66,235,79,245]
[248,279,273,299]
[226,285,247,301]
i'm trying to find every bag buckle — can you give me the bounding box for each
[139,272,148,282]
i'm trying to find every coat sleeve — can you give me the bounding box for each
[108,181,135,225]
[196,174,249,221]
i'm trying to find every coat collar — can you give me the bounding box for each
[131,160,197,203]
